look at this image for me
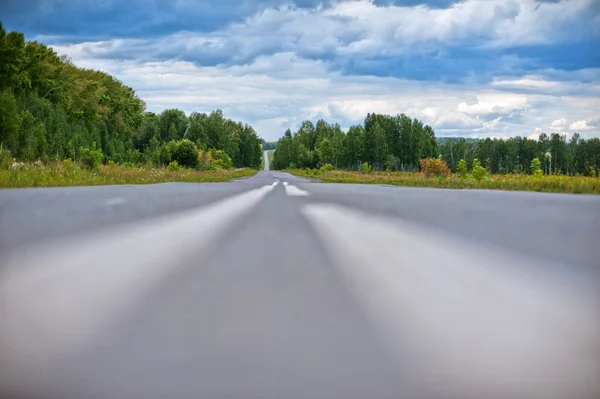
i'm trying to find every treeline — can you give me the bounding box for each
[440,133,600,176]
[273,112,600,176]
[0,23,262,169]
[273,114,438,171]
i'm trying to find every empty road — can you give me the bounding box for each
[1,151,599,399]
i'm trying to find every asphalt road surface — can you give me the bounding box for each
[1,151,599,399]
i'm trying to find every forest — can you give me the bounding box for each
[0,22,262,171]
[273,115,600,177]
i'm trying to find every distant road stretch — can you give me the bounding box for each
[1,151,599,399]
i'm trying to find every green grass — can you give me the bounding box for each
[1,161,258,188]
[288,169,600,194]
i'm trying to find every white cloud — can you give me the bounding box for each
[44,0,600,141]
[569,119,597,131]
[550,117,567,128]
[49,0,600,66]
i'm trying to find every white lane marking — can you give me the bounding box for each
[285,184,309,196]
[302,204,600,399]
[283,181,289,186]
[272,181,278,187]
[105,197,127,206]
[0,185,275,387]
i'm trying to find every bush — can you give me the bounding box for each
[384,160,392,172]
[1,148,13,170]
[173,139,199,169]
[472,158,488,181]
[419,158,450,177]
[159,141,178,166]
[361,162,372,174]
[79,143,104,170]
[320,163,334,173]
[456,159,467,178]
[531,157,543,177]
[289,162,297,169]
[167,160,181,171]
[210,149,233,170]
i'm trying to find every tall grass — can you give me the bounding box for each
[0,161,257,189]
[290,169,600,194]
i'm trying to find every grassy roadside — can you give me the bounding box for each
[0,161,258,189]
[287,169,600,194]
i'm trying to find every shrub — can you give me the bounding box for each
[320,163,334,173]
[79,143,104,170]
[419,158,450,177]
[456,159,467,178]
[173,139,199,169]
[289,162,297,169]
[210,149,233,170]
[159,141,178,166]
[531,157,543,177]
[167,160,181,171]
[0,148,13,170]
[384,160,392,172]
[361,162,372,174]
[472,158,488,181]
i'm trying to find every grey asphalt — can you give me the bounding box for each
[1,151,599,399]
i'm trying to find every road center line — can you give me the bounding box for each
[285,184,309,196]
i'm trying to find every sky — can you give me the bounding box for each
[3,0,600,141]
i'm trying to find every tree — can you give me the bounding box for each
[317,138,334,166]
[531,157,543,177]
[173,139,199,169]
[0,89,19,149]
[363,121,387,170]
[457,159,467,178]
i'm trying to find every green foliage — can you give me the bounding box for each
[79,143,103,169]
[361,162,372,174]
[0,90,19,148]
[0,25,263,170]
[211,149,233,170]
[159,141,178,166]
[419,158,450,177]
[320,163,334,173]
[173,139,198,169]
[0,148,13,169]
[456,158,467,178]
[531,157,543,177]
[472,158,488,181]
[167,160,181,171]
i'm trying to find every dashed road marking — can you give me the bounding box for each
[285,185,309,196]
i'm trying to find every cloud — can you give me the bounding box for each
[29,0,600,81]
[3,0,599,140]
[569,118,600,131]
[550,117,567,128]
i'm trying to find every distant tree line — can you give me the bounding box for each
[273,113,438,171]
[272,113,600,176]
[261,140,277,150]
[440,134,600,176]
[0,23,262,169]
